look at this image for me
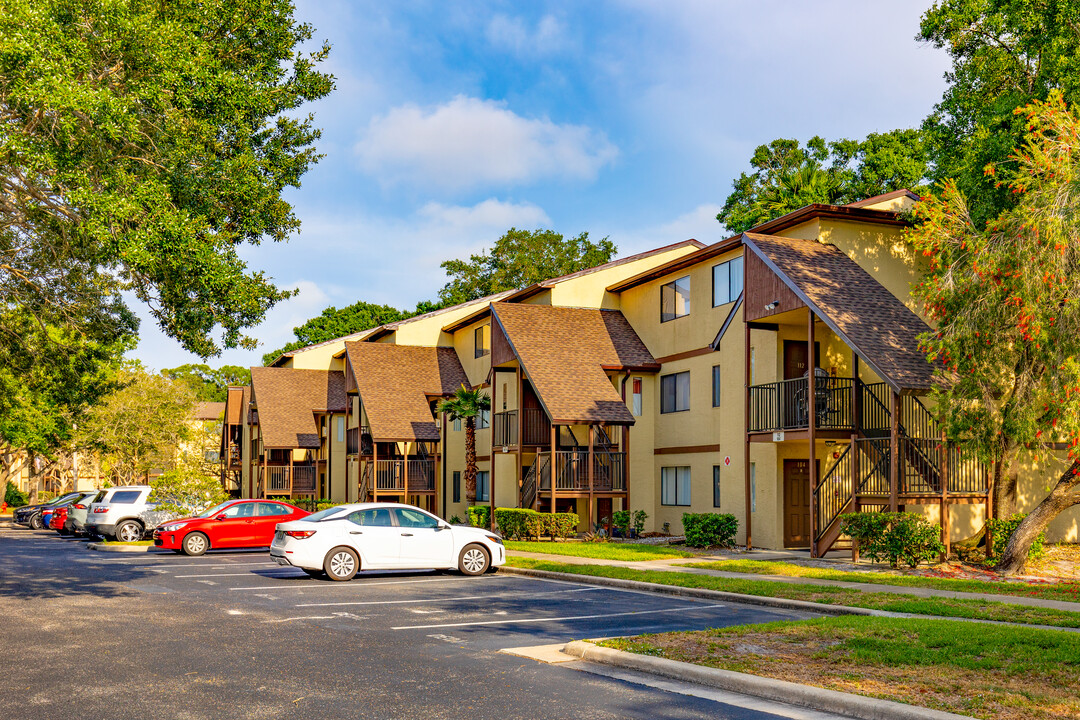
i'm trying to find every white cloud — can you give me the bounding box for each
[485,13,567,55]
[418,198,550,231]
[606,203,727,257]
[354,95,618,191]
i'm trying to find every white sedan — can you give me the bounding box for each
[269,503,506,581]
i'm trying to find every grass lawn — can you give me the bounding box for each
[504,540,694,561]
[598,616,1080,720]
[98,540,154,546]
[506,558,1080,628]
[684,559,1080,604]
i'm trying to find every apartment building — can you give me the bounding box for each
[222,190,1080,555]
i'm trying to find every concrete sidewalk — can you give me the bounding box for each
[508,550,1080,613]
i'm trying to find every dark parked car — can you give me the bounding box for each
[13,492,84,529]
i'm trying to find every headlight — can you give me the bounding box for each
[165,522,188,532]
[484,534,504,546]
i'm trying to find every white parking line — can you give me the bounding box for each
[391,604,727,630]
[294,586,601,608]
[228,576,487,591]
[175,571,304,578]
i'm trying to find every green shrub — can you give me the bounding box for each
[545,512,578,539]
[448,515,464,524]
[467,505,491,529]
[611,509,630,536]
[986,513,1046,561]
[840,512,945,568]
[4,481,28,508]
[682,513,738,548]
[493,507,577,539]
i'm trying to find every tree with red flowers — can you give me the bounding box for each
[908,92,1080,574]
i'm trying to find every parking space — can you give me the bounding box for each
[1,528,835,720]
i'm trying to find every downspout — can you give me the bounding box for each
[441,409,448,520]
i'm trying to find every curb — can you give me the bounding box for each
[498,565,876,617]
[563,641,974,720]
[87,543,164,553]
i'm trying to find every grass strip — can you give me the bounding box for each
[504,540,693,561]
[506,557,1080,628]
[596,615,1080,720]
[684,558,1080,604]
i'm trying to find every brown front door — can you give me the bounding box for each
[784,459,817,548]
[783,340,821,380]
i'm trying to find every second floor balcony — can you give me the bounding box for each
[363,459,436,493]
[748,375,857,434]
[261,464,316,496]
[492,408,552,447]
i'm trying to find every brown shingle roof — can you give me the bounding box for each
[249,368,347,448]
[743,232,934,392]
[224,387,247,425]
[491,302,656,424]
[343,343,469,441]
[193,402,226,421]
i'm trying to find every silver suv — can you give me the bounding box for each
[85,486,155,542]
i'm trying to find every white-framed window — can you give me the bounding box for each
[660,371,690,414]
[660,466,691,506]
[336,416,345,443]
[712,256,744,306]
[476,471,490,502]
[631,377,643,416]
[660,276,690,322]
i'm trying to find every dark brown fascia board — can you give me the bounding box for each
[551,417,635,426]
[442,304,494,333]
[364,326,394,342]
[600,363,662,373]
[741,234,924,395]
[605,236,743,293]
[747,203,908,236]
[746,321,780,331]
[845,189,921,209]
[711,293,743,350]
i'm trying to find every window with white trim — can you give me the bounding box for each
[712,256,743,306]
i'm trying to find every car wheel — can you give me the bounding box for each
[29,514,43,530]
[458,544,490,576]
[302,569,325,578]
[323,547,359,581]
[182,532,210,556]
[115,521,143,543]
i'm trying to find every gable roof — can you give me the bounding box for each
[845,189,921,209]
[249,368,347,448]
[224,386,248,425]
[442,239,705,333]
[491,302,657,425]
[343,343,469,441]
[742,232,934,393]
[268,327,382,367]
[193,402,226,422]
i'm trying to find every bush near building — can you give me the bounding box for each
[682,513,739,548]
[841,512,945,568]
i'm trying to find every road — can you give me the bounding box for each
[0,528,841,720]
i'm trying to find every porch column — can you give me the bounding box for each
[940,431,950,560]
[288,449,294,498]
[744,322,753,550]
[850,433,859,562]
[807,309,818,556]
[889,390,900,512]
[550,423,557,514]
[372,441,378,504]
[587,424,595,533]
[404,441,410,501]
[517,367,524,508]
[852,353,861,435]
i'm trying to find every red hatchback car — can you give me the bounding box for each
[153,499,309,556]
[49,505,70,534]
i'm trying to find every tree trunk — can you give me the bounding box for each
[992,453,1019,519]
[995,461,1080,575]
[27,451,38,504]
[464,418,477,503]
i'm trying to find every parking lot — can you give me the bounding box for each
[0,527,838,720]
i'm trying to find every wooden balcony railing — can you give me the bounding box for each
[536,450,626,493]
[373,459,435,493]
[493,411,517,447]
[261,464,317,495]
[492,408,551,447]
[748,376,856,433]
[346,426,374,455]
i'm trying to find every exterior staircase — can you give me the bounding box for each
[813,382,988,555]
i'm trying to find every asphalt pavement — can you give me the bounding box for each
[0,527,839,720]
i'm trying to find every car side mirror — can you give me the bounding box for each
[215,514,228,521]
[437,523,451,531]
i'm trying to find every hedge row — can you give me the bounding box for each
[840,512,944,568]
[493,507,578,540]
[681,512,738,548]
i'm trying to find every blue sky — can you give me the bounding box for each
[131,0,951,371]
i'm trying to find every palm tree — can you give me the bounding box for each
[437,385,490,504]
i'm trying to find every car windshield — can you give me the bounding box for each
[195,501,235,519]
[306,507,347,522]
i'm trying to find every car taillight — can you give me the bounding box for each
[284,530,316,539]
[73,504,86,509]
[93,507,108,513]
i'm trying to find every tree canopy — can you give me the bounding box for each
[907,93,1080,573]
[717,131,931,233]
[160,364,252,402]
[919,0,1080,226]
[0,0,333,358]
[437,228,616,306]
